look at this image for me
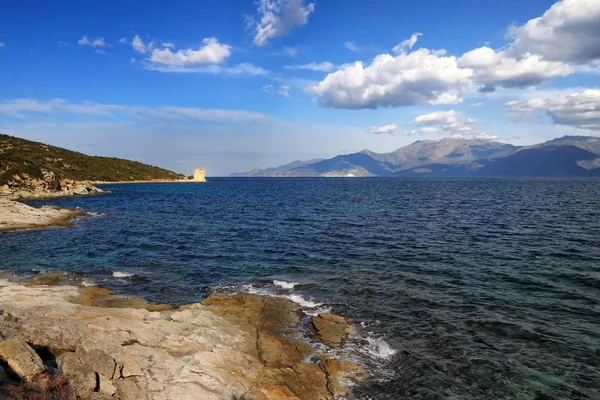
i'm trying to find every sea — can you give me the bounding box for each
[2,178,600,400]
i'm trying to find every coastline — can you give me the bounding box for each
[0,275,363,399]
[0,197,88,233]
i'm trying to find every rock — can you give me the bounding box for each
[312,313,353,348]
[115,378,148,400]
[86,393,115,400]
[0,338,46,378]
[56,352,97,398]
[99,373,117,396]
[120,355,143,378]
[77,343,119,380]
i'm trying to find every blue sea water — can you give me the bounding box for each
[2,178,600,399]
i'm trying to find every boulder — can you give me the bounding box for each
[312,313,353,348]
[0,338,45,378]
[56,352,97,398]
[115,378,148,400]
[77,346,118,380]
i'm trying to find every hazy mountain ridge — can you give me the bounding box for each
[231,136,600,178]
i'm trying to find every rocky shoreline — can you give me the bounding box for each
[0,275,363,399]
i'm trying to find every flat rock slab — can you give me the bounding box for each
[0,279,362,399]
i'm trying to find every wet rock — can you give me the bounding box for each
[115,378,148,400]
[0,338,46,378]
[28,271,68,286]
[56,352,96,398]
[312,313,353,348]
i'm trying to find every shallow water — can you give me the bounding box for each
[2,178,600,399]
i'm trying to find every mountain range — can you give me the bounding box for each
[231,136,600,178]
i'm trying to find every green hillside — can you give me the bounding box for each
[0,134,184,185]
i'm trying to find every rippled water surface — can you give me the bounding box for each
[2,178,600,399]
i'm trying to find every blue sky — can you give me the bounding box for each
[0,0,599,175]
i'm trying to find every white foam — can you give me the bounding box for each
[112,271,135,278]
[364,337,397,360]
[273,280,299,289]
[81,279,96,287]
[240,284,327,312]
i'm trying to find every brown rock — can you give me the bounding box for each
[99,373,117,396]
[0,338,46,378]
[115,378,148,400]
[312,313,353,348]
[56,352,96,398]
[120,355,143,378]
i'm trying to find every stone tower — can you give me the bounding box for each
[193,168,206,182]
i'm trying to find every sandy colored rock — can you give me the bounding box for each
[99,373,117,396]
[312,313,353,348]
[56,352,97,398]
[0,280,362,399]
[0,197,87,232]
[0,338,46,378]
[115,378,148,400]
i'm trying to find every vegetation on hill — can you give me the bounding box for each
[0,134,184,185]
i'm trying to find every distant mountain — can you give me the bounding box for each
[231,136,600,178]
[0,134,184,187]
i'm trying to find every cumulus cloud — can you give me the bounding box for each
[285,62,334,72]
[507,0,600,64]
[392,32,422,54]
[308,39,473,109]
[368,123,398,135]
[249,0,315,47]
[132,35,148,54]
[118,37,128,44]
[505,89,600,130]
[78,36,106,48]
[0,98,269,122]
[162,42,175,49]
[146,38,231,68]
[407,110,496,138]
[458,46,573,90]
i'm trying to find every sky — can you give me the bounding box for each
[0,0,599,176]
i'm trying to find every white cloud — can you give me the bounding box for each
[368,123,398,135]
[132,35,147,54]
[130,57,136,63]
[94,49,107,55]
[58,41,69,47]
[162,42,175,49]
[309,37,473,109]
[507,0,600,64]
[0,42,6,48]
[278,85,291,98]
[285,62,334,72]
[146,62,267,75]
[146,38,231,68]
[118,37,128,44]
[0,98,269,123]
[78,36,106,48]
[505,89,600,130]
[249,0,315,47]
[261,84,291,98]
[392,32,422,54]
[468,102,484,108]
[409,110,495,138]
[344,41,360,53]
[458,46,573,90]
[284,46,298,58]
